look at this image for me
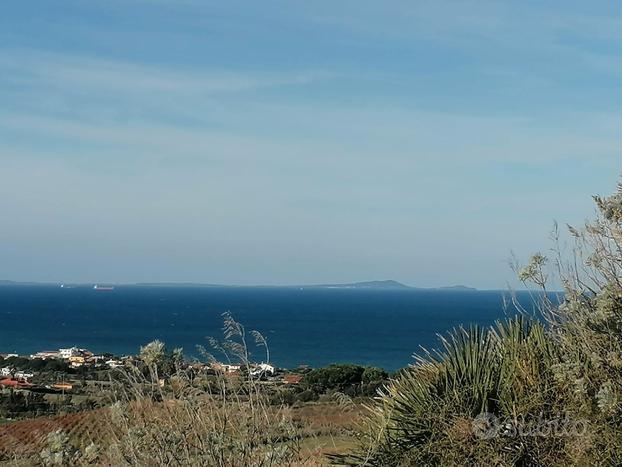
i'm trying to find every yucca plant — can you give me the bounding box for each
[333,317,569,466]
[493,318,558,416]
[337,180,622,466]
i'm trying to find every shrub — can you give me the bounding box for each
[302,364,388,396]
[336,181,622,466]
[335,318,569,465]
[297,389,320,403]
[362,367,388,385]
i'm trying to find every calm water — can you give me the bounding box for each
[0,286,541,371]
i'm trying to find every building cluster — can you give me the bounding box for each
[29,347,105,368]
[0,368,33,379]
[0,369,35,389]
[206,362,302,384]
[1,347,305,395]
[0,353,18,359]
[209,362,277,378]
[0,348,106,392]
[0,376,74,392]
[0,347,113,391]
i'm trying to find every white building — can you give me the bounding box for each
[211,363,242,374]
[0,367,12,377]
[250,363,276,377]
[14,371,34,380]
[59,347,82,359]
[32,351,61,360]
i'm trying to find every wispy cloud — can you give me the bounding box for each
[0,48,335,94]
[303,0,622,80]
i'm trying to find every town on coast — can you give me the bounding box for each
[0,346,300,395]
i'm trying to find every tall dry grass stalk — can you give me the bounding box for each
[85,313,307,466]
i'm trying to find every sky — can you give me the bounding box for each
[1,1,621,288]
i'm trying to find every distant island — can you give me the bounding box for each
[1,279,477,291]
[310,280,411,289]
[309,281,477,291]
[135,280,478,291]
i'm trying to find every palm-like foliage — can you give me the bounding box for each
[337,181,622,466]
[334,317,562,466]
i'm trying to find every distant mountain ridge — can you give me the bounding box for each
[0,279,478,291]
[311,280,410,289]
[309,281,477,291]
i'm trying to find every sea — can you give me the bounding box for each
[0,286,546,371]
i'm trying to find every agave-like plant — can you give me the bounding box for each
[334,317,563,466]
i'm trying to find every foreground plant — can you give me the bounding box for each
[334,318,570,466]
[99,314,306,466]
[337,181,622,466]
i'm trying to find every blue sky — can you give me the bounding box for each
[1,1,620,288]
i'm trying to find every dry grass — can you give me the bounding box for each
[0,399,363,465]
[0,409,108,461]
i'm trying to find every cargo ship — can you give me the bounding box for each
[93,285,115,291]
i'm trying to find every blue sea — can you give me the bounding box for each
[0,286,543,371]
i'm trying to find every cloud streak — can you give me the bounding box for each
[2,50,333,93]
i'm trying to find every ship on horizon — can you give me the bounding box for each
[93,285,115,291]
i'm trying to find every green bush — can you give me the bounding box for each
[361,367,388,385]
[297,389,320,403]
[302,364,388,395]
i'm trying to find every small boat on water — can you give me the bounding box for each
[93,285,115,291]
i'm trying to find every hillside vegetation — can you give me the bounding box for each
[335,182,622,466]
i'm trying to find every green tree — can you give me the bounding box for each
[302,364,366,392]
